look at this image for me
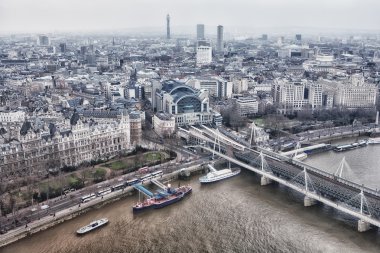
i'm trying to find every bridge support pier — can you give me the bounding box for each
[304,196,316,207]
[260,176,272,186]
[358,220,371,232]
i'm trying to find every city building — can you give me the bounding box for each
[59,43,67,53]
[335,75,377,109]
[272,79,311,113]
[38,35,49,46]
[235,96,259,117]
[153,112,176,137]
[196,46,212,66]
[156,80,213,127]
[0,111,133,178]
[0,111,25,122]
[166,14,171,39]
[217,25,224,52]
[197,24,205,40]
[185,76,229,98]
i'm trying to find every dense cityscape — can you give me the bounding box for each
[1,1,380,252]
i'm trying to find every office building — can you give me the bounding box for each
[197,24,205,40]
[217,25,224,52]
[166,14,171,39]
[38,35,49,46]
[236,96,259,117]
[59,43,66,53]
[153,112,176,137]
[196,46,212,66]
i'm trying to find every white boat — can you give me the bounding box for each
[367,137,380,145]
[76,218,108,235]
[293,152,308,161]
[199,164,241,183]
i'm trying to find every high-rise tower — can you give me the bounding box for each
[197,24,205,40]
[166,14,171,39]
[217,25,223,52]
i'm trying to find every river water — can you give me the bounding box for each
[2,142,380,253]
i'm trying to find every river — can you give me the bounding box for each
[2,142,380,253]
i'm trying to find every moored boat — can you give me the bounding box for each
[132,185,192,212]
[76,218,108,235]
[199,164,240,184]
[367,137,380,144]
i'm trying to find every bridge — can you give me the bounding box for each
[183,125,380,232]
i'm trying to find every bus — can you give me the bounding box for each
[138,166,149,174]
[111,183,125,192]
[140,173,153,182]
[151,170,163,178]
[126,178,140,186]
[96,187,112,196]
[81,193,97,203]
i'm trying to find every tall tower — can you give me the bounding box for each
[217,25,224,52]
[197,24,205,40]
[166,14,171,40]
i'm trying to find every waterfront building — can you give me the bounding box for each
[0,111,134,178]
[335,75,377,109]
[272,78,312,113]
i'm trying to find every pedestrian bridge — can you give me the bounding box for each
[189,125,380,232]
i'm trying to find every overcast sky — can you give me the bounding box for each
[1,0,380,34]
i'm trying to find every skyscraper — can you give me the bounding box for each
[197,24,205,40]
[217,25,223,52]
[296,34,302,41]
[38,35,49,46]
[59,43,66,53]
[166,14,170,40]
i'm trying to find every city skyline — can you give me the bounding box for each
[1,0,380,34]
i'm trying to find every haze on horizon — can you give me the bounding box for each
[1,0,380,34]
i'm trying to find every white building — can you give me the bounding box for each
[272,78,314,113]
[196,46,212,66]
[335,75,377,109]
[309,82,323,109]
[0,111,25,122]
[233,78,249,93]
[105,81,125,101]
[153,112,176,137]
[236,97,259,117]
[186,76,229,98]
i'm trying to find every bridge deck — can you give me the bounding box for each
[202,146,380,228]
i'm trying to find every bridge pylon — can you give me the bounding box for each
[358,189,371,232]
[303,168,317,207]
[258,152,273,186]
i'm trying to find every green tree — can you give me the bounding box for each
[93,168,107,183]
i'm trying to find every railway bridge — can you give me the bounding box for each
[185,125,380,232]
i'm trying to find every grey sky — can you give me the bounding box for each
[1,0,380,33]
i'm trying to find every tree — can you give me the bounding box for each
[93,168,107,183]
